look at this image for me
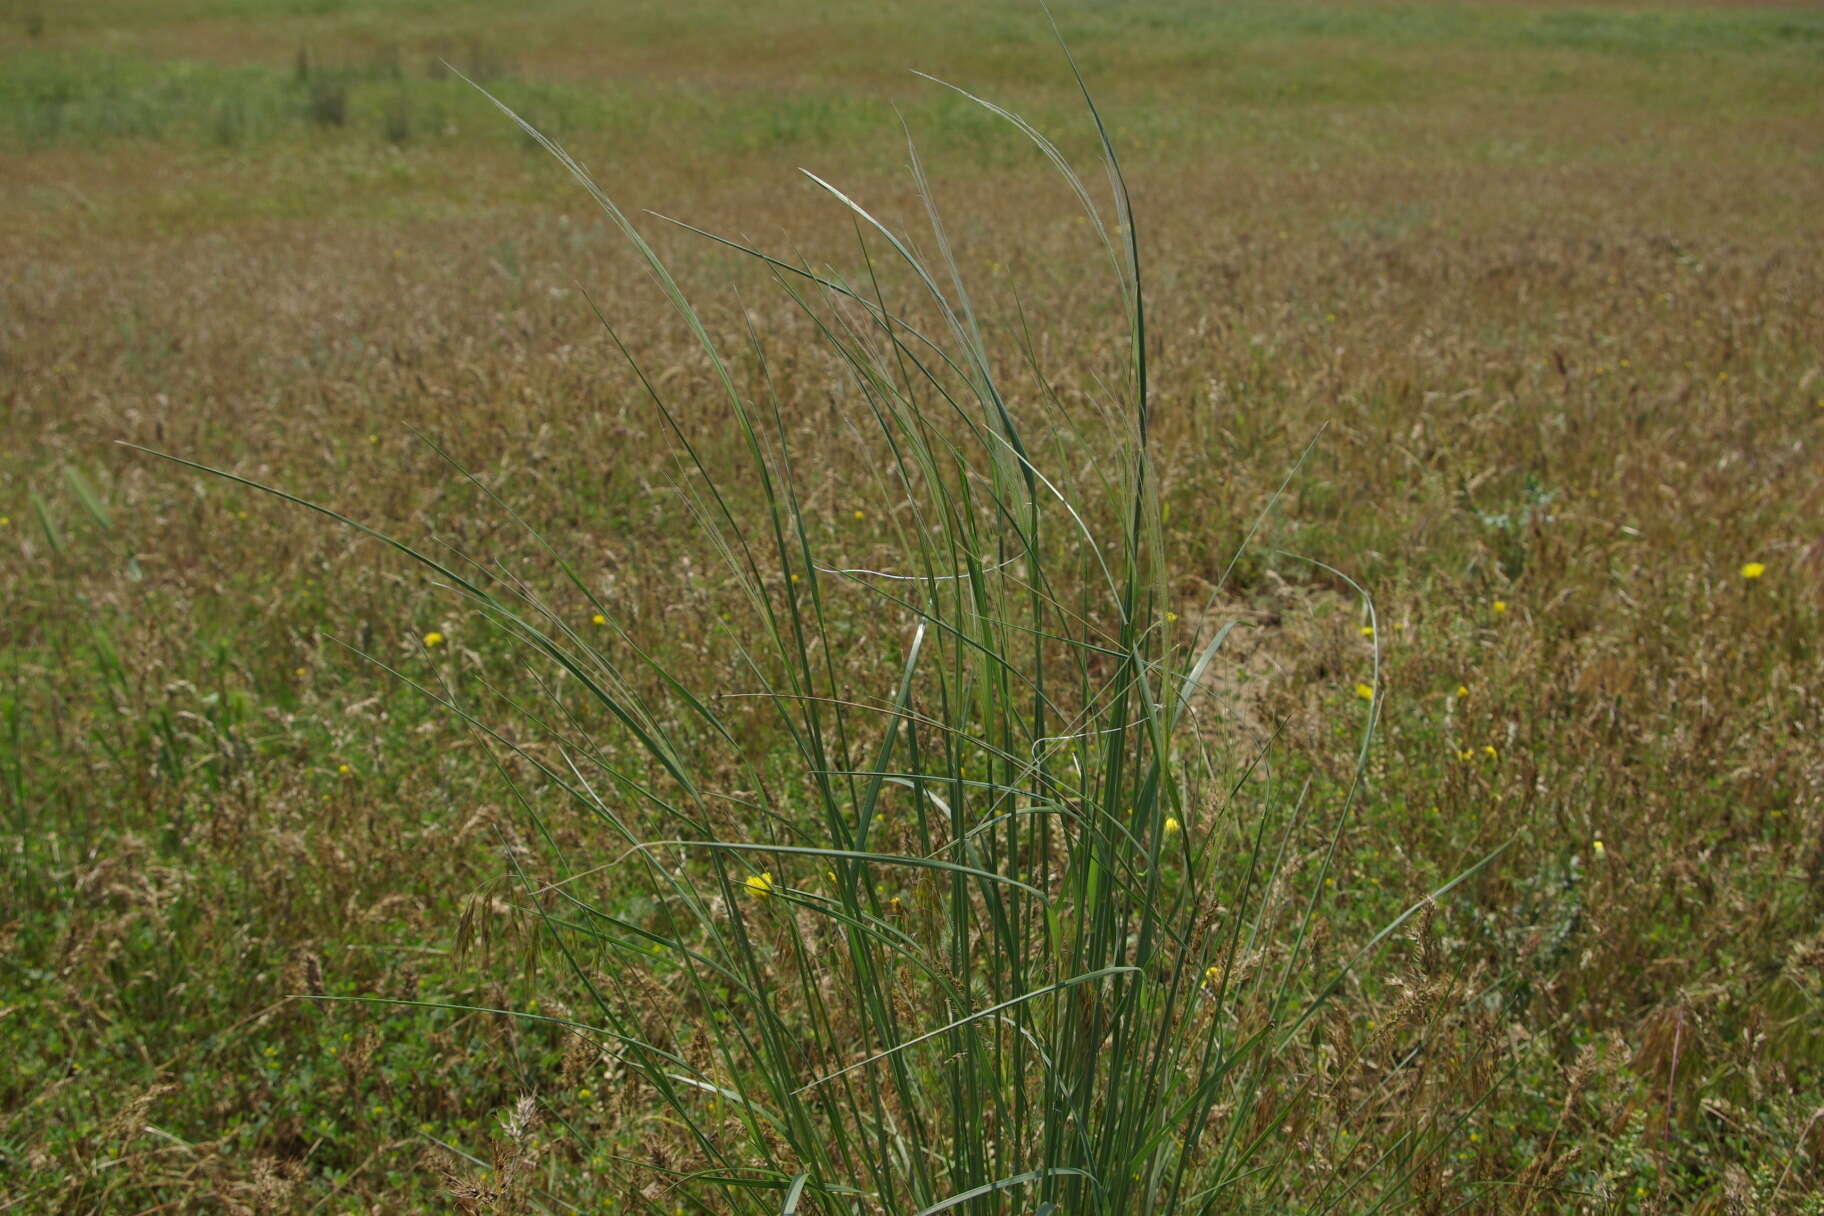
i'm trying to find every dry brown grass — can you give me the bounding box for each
[5,1,1823,1211]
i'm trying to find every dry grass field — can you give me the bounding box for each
[3,1,1823,1212]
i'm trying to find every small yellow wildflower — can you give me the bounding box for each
[1162,816,1181,837]
[1360,625,1374,637]
[744,872,776,898]
[591,613,607,626]
[577,1087,593,1101]
[423,631,445,647]
[790,573,801,585]
[1165,610,1179,623]
[0,515,10,526]
[1491,600,1508,615]
[1456,684,1469,698]
[852,509,866,521]
[1457,749,1474,762]
[367,434,379,444]
[337,764,351,776]
[295,666,308,677]
[1355,683,1375,702]
[1740,562,1765,580]
[1482,744,1498,760]
[1592,838,1606,858]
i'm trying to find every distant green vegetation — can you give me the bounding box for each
[0,45,1084,162]
[6,1,1820,157]
[25,0,1824,52]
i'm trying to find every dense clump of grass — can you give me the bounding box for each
[137,51,1500,1214]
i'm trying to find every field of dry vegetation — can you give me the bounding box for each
[4,1,1823,1212]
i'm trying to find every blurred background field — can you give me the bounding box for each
[3,0,1822,1211]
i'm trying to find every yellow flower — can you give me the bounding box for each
[852,509,866,521]
[1354,683,1374,702]
[591,613,607,626]
[744,872,776,899]
[1457,749,1473,762]
[1165,610,1179,623]
[789,573,801,585]
[1740,562,1765,580]
[1491,600,1508,615]
[337,764,351,775]
[295,667,308,677]
[1359,625,1374,637]
[1456,684,1469,698]
[423,631,445,647]
[1482,744,1498,760]
[1592,838,1606,858]
[1162,816,1181,837]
